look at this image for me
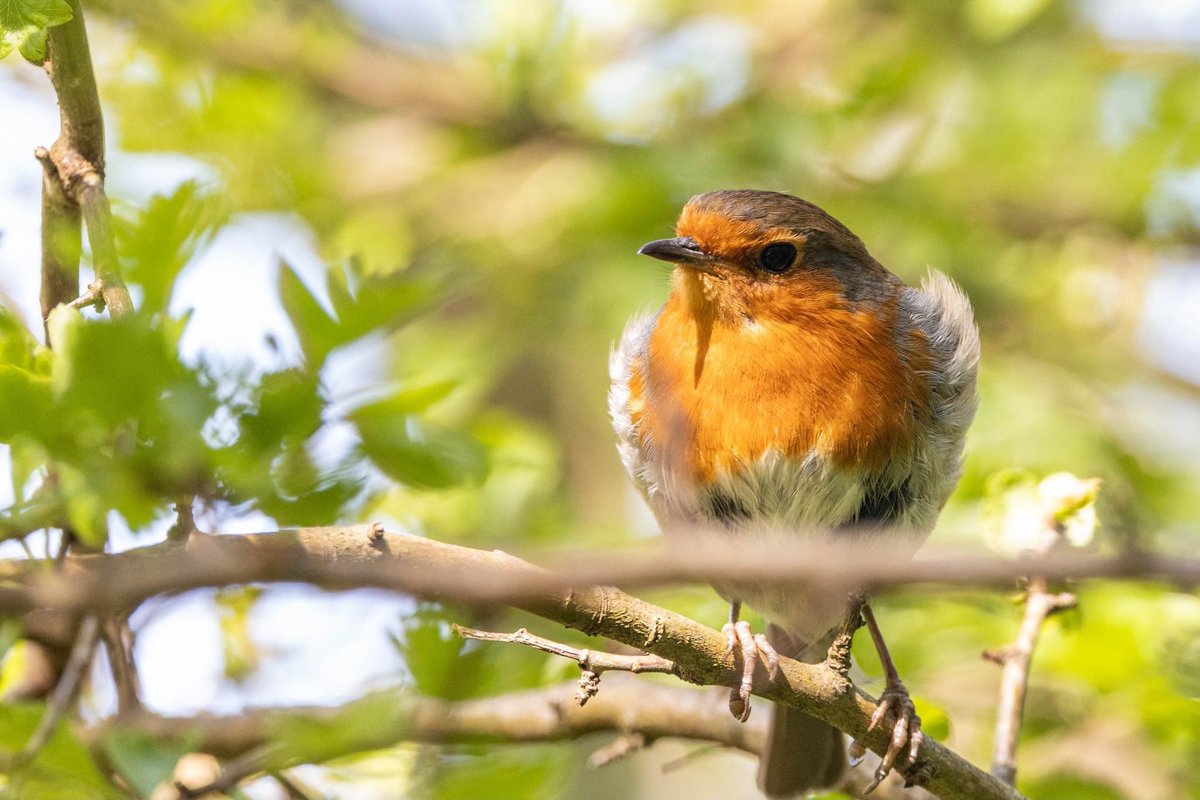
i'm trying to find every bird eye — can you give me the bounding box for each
[758,242,797,273]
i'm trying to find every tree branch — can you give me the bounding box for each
[90,679,928,799]
[41,0,133,319]
[2,526,1028,800]
[35,146,81,336]
[0,526,1194,617]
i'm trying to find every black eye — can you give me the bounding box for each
[758,242,796,273]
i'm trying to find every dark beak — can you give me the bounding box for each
[637,236,715,272]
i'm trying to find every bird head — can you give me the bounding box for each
[639,190,897,322]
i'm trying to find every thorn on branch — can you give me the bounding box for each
[368,521,385,544]
[66,281,104,311]
[34,146,57,178]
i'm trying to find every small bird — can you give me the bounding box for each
[610,190,978,796]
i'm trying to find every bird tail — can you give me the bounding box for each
[757,626,846,798]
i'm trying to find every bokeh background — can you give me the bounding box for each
[2,1,1200,798]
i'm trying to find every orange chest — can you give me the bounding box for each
[629,293,930,483]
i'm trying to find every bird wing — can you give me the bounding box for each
[608,310,660,504]
[905,268,980,445]
[885,269,980,521]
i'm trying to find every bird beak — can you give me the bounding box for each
[637,237,717,274]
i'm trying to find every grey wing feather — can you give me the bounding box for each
[900,269,981,505]
[608,310,659,503]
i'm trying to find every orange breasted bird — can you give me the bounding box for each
[610,190,979,795]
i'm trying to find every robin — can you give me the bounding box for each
[610,190,979,795]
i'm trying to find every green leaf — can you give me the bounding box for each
[278,259,430,370]
[912,694,950,741]
[17,24,43,60]
[278,260,338,368]
[0,305,43,369]
[54,314,180,427]
[1022,773,1124,800]
[0,703,118,799]
[326,260,431,342]
[115,182,227,312]
[56,462,108,546]
[216,585,262,682]
[274,691,406,764]
[352,401,486,489]
[0,0,72,61]
[104,729,196,799]
[0,365,54,443]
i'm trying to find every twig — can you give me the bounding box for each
[6,615,100,767]
[66,282,103,311]
[271,771,322,800]
[175,744,280,799]
[587,732,646,767]
[101,617,143,712]
[171,496,197,540]
[455,624,675,705]
[985,578,1076,784]
[76,175,133,317]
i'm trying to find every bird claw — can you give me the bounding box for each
[720,620,779,722]
[861,679,923,794]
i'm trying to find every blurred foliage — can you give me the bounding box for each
[3,0,1200,798]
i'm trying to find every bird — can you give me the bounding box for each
[609,190,979,796]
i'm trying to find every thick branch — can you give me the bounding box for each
[0,527,1193,617]
[1,526,1024,800]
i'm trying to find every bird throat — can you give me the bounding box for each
[637,269,926,482]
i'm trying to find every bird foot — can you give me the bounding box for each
[862,678,924,794]
[721,619,779,722]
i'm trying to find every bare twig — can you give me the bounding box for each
[175,744,281,799]
[984,476,1094,785]
[587,732,646,767]
[101,617,142,712]
[985,579,1076,784]
[66,282,103,311]
[6,615,100,768]
[172,496,197,540]
[455,624,676,706]
[270,771,322,800]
